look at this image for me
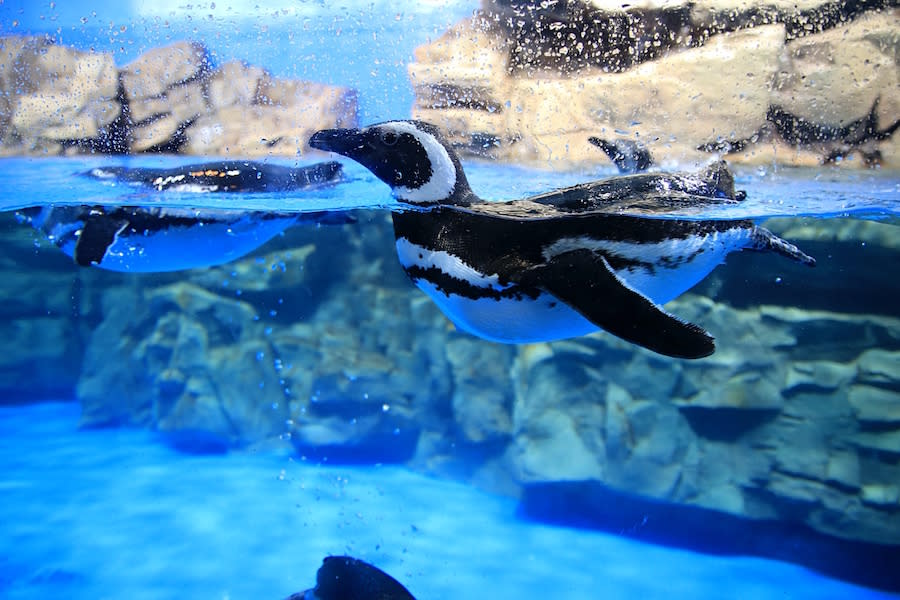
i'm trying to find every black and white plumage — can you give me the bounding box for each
[85,160,343,193]
[310,120,815,359]
[19,161,349,272]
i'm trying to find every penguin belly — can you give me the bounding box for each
[59,215,295,272]
[414,278,599,343]
[396,237,598,343]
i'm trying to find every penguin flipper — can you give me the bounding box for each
[520,249,715,359]
[73,214,129,267]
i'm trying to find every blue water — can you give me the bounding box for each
[1,155,898,220]
[1,401,895,600]
[3,3,900,598]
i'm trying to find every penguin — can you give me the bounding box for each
[309,120,815,359]
[285,555,416,600]
[18,161,351,272]
[588,137,654,174]
[84,160,344,193]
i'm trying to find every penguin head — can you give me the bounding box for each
[309,120,474,206]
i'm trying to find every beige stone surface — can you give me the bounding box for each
[1,36,119,143]
[120,40,209,100]
[208,60,269,109]
[184,82,357,156]
[771,11,900,127]
[127,80,207,124]
[412,18,785,167]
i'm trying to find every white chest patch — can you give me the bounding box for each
[415,279,598,343]
[395,237,596,343]
[395,237,508,291]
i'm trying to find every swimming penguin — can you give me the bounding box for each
[18,204,352,272]
[588,137,654,173]
[309,120,815,359]
[285,555,416,600]
[85,160,343,193]
[19,161,350,272]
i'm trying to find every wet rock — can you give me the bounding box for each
[182,78,357,156]
[78,282,290,445]
[0,37,358,156]
[783,360,856,396]
[0,35,119,151]
[207,60,268,110]
[770,12,899,132]
[411,2,895,168]
[446,337,515,444]
[413,19,785,167]
[855,349,900,389]
[119,41,209,101]
[847,385,900,425]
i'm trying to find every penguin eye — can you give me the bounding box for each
[380,131,398,147]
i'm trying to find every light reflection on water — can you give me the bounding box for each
[0,157,898,221]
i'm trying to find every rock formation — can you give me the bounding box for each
[0,38,358,156]
[4,208,898,550]
[409,1,898,168]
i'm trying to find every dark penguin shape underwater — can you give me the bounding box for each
[19,161,349,272]
[310,120,815,359]
[85,160,343,193]
[285,555,415,600]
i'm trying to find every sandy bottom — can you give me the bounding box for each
[0,402,894,600]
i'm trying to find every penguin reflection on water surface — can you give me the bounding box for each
[19,160,349,272]
[310,120,816,359]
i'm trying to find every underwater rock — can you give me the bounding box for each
[78,282,291,444]
[783,360,857,397]
[848,386,900,425]
[446,337,515,445]
[18,207,898,546]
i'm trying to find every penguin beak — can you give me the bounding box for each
[308,128,365,157]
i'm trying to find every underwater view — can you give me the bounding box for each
[1,0,899,598]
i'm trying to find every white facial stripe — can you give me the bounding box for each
[381,121,457,203]
[395,237,508,291]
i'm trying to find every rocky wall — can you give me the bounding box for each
[410,1,899,168]
[4,210,898,549]
[0,37,358,157]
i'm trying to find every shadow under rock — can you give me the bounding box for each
[518,480,900,592]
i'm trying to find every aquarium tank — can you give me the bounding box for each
[0,0,898,598]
